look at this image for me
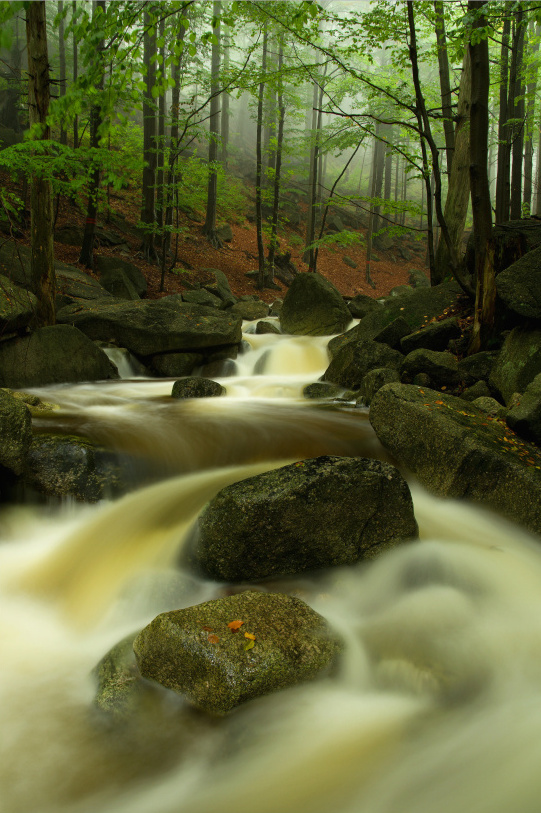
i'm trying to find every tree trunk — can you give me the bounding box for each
[26,0,56,326]
[72,0,78,147]
[58,1,67,146]
[221,25,230,169]
[203,0,222,247]
[141,9,158,259]
[468,1,495,354]
[495,16,511,222]
[510,5,526,220]
[434,0,455,174]
[255,23,268,288]
[267,36,285,285]
[156,15,166,231]
[434,48,471,283]
[303,74,320,268]
[371,121,385,235]
[523,22,540,215]
[79,0,105,268]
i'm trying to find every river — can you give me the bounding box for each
[2,322,541,813]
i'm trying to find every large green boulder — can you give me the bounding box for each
[328,281,462,358]
[0,389,32,474]
[489,327,541,404]
[369,382,541,535]
[0,325,119,388]
[0,273,38,333]
[171,377,225,399]
[496,244,541,319]
[56,297,242,357]
[94,255,147,298]
[400,348,461,388]
[323,339,403,390]
[506,373,541,445]
[279,273,351,336]
[133,590,343,715]
[190,456,418,582]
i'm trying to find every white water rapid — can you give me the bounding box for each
[2,324,541,813]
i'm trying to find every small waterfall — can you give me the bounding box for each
[3,328,541,813]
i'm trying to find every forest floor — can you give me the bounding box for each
[42,182,428,304]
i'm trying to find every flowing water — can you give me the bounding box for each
[2,323,541,813]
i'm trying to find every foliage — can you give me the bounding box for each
[174,154,247,222]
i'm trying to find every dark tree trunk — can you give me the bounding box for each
[203,0,222,248]
[495,16,511,222]
[141,9,158,259]
[79,0,105,268]
[72,0,78,147]
[255,23,268,289]
[304,75,320,267]
[510,5,526,220]
[156,15,166,231]
[468,1,495,354]
[58,1,67,146]
[523,21,539,215]
[221,25,230,169]
[26,0,56,326]
[434,0,455,174]
[267,36,285,285]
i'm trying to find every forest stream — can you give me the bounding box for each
[3,322,541,813]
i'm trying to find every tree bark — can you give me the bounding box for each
[495,15,511,222]
[468,1,495,354]
[221,24,230,168]
[26,0,56,326]
[58,1,67,146]
[79,0,105,268]
[523,22,540,215]
[203,0,222,248]
[434,48,471,283]
[255,22,268,289]
[267,36,285,285]
[72,0,78,147]
[434,0,455,174]
[510,5,526,220]
[156,15,166,231]
[141,9,158,259]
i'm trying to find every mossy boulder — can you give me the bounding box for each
[150,352,204,377]
[0,325,119,388]
[94,255,147,298]
[171,377,225,399]
[57,297,242,357]
[0,273,38,333]
[489,327,541,405]
[400,348,461,389]
[323,339,403,390]
[97,268,140,301]
[346,294,382,319]
[23,434,125,502]
[0,389,32,474]
[400,317,461,355]
[506,373,541,445]
[369,382,541,535]
[280,273,351,336]
[133,590,343,715]
[190,456,418,582]
[230,299,269,321]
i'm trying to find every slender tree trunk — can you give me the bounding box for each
[141,9,158,259]
[434,48,471,283]
[58,1,67,146]
[304,72,320,266]
[535,128,541,215]
[468,0,495,354]
[78,0,105,268]
[267,36,285,285]
[72,0,78,147]
[523,22,540,215]
[510,5,526,220]
[156,15,166,231]
[434,0,455,174]
[221,25,230,169]
[203,0,222,247]
[26,0,55,326]
[372,121,385,235]
[255,22,268,288]
[495,16,511,222]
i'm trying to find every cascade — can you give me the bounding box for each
[1,328,541,813]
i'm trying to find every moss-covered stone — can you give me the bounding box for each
[133,590,343,715]
[489,327,541,405]
[171,377,225,399]
[280,273,351,336]
[323,339,403,390]
[0,389,32,474]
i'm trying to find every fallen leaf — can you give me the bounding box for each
[202,626,213,632]
[228,620,244,631]
[244,639,255,651]
[244,632,256,640]
[208,634,220,644]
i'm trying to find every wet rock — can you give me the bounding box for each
[97,268,140,301]
[506,373,541,445]
[303,381,343,400]
[323,339,403,390]
[347,294,381,320]
[150,352,204,378]
[400,317,461,355]
[400,349,461,389]
[0,273,37,333]
[93,633,145,721]
[182,289,222,309]
[200,268,237,308]
[255,320,281,335]
[94,255,148,298]
[230,299,269,321]
[495,244,541,320]
[56,298,242,357]
[0,389,32,474]
[489,327,541,405]
[190,456,418,582]
[23,434,125,502]
[133,590,343,715]
[171,377,225,399]
[408,269,430,288]
[473,396,507,418]
[280,273,351,336]
[457,351,497,386]
[0,325,119,388]
[460,380,493,402]
[373,316,412,349]
[358,367,400,407]
[369,383,541,535]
